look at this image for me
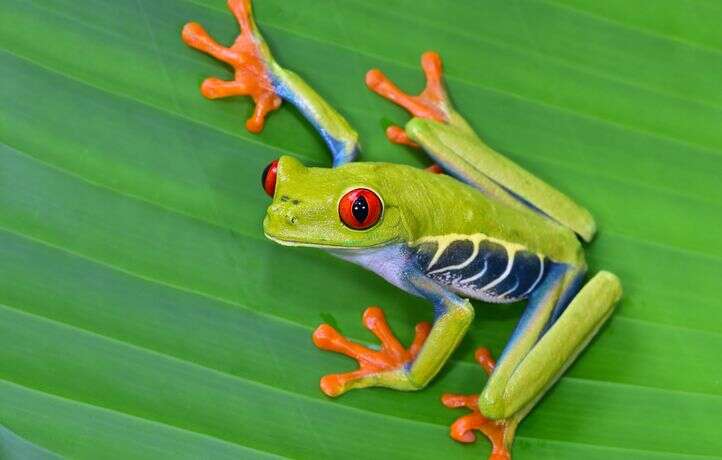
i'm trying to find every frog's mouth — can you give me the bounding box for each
[264,232,344,249]
[263,216,399,249]
[263,231,397,250]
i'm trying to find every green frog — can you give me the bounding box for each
[182,2,622,458]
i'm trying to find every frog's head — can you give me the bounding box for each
[262,156,407,249]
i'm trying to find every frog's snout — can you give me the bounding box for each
[266,201,299,226]
[263,199,303,244]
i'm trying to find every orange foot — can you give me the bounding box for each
[366,52,449,173]
[181,0,281,133]
[366,51,449,124]
[366,51,451,148]
[442,348,511,460]
[312,306,431,397]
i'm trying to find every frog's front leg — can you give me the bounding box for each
[182,0,359,166]
[313,271,474,397]
[442,267,622,459]
[312,307,431,396]
[181,0,281,133]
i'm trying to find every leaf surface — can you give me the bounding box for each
[1,0,721,458]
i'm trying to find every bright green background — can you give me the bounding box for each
[1,0,721,459]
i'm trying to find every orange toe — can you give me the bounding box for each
[475,347,496,376]
[425,164,444,174]
[365,51,450,123]
[312,307,430,397]
[181,0,281,133]
[441,348,511,460]
[442,392,510,459]
[386,125,420,148]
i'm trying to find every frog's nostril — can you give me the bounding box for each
[268,203,298,225]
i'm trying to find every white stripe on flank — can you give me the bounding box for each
[480,248,516,291]
[519,256,546,297]
[459,258,488,284]
[499,279,521,298]
[426,242,448,271]
[427,238,480,275]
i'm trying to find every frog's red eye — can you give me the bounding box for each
[339,188,383,230]
[261,159,278,197]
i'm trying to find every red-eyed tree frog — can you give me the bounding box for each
[182,2,622,458]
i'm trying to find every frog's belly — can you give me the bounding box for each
[414,235,547,304]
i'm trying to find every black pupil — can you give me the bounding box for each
[351,196,369,223]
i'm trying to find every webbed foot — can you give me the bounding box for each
[312,306,431,397]
[366,51,449,123]
[366,52,451,173]
[181,0,281,132]
[442,348,512,460]
[366,51,451,145]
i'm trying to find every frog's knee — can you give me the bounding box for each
[477,389,508,420]
[594,270,623,303]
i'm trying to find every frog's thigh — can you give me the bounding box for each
[479,271,622,420]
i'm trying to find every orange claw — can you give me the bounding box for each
[386,126,445,174]
[181,0,281,133]
[312,306,431,397]
[425,164,444,174]
[441,347,511,460]
[386,125,420,148]
[366,51,449,123]
[474,347,496,375]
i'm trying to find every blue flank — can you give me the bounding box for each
[414,238,544,303]
[491,251,545,299]
[271,75,358,167]
[428,239,474,270]
[456,241,508,289]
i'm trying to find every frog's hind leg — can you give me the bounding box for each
[442,267,621,459]
[366,52,450,172]
[312,307,431,397]
[479,270,621,420]
[366,51,450,127]
[366,51,597,241]
[365,52,529,206]
[442,348,511,460]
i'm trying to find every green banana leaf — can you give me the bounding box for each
[1,0,721,458]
